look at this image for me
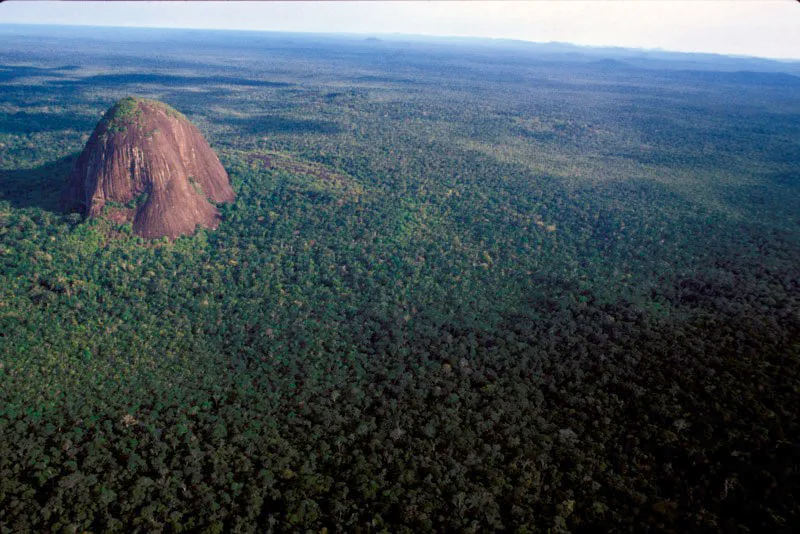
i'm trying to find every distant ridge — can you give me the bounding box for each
[1,23,798,66]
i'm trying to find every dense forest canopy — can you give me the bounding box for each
[1,25,799,533]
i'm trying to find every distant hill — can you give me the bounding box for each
[61,97,235,239]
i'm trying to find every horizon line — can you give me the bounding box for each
[2,21,799,64]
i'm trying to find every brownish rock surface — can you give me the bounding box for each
[62,97,235,239]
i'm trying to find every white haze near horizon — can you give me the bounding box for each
[1,1,799,61]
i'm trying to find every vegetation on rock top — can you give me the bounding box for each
[100,97,186,134]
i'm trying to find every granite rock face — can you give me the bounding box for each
[62,97,235,239]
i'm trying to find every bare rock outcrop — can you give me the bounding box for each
[62,97,235,239]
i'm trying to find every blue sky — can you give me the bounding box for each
[2,1,799,60]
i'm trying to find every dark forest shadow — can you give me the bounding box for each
[227,115,341,136]
[0,111,97,135]
[0,153,78,212]
[48,73,293,89]
[0,65,79,84]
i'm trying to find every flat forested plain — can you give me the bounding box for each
[1,25,799,533]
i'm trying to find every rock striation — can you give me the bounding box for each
[62,97,235,239]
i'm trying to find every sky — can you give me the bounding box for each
[1,1,799,61]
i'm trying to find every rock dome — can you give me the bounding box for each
[62,97,235,239]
